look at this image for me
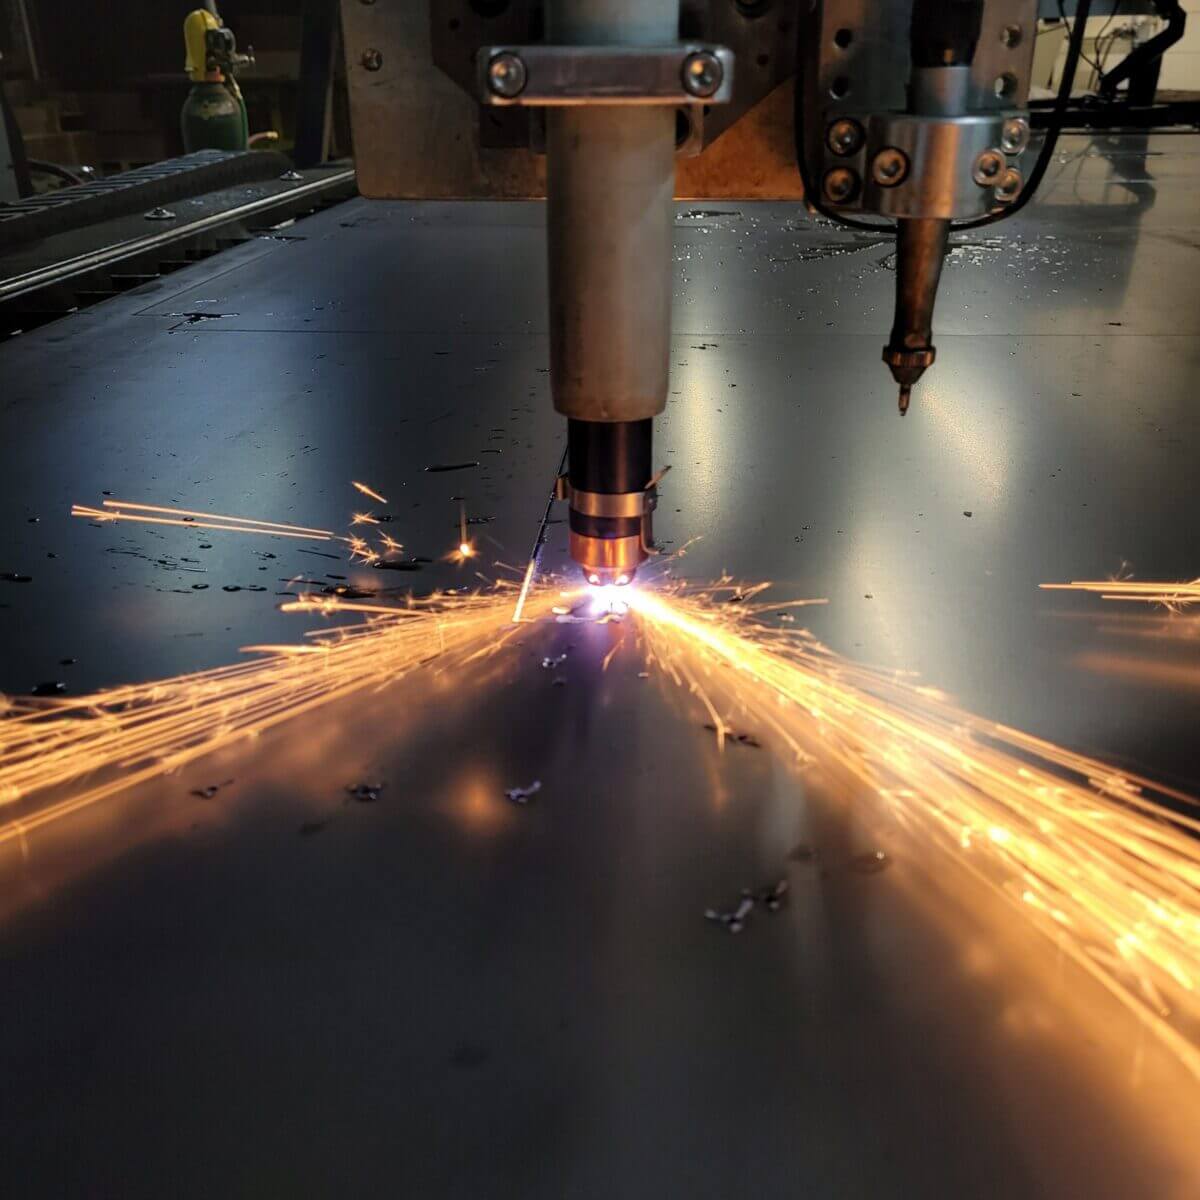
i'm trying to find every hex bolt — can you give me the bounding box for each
[973,148,1005,187]
[1001,117,1030,155]
[996,167,1023,203]
[681,51,724,98]
[486,51,527,98]
[871,147,909,188]
[360,47,383,72]
[826,118,864,157]
[823,166,858,205]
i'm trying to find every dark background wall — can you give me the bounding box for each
[24,1,305,90]
[2,1,348,172]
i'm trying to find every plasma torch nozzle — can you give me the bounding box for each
[882,216,950,412]
[880,0,984,410]
[563,419,655,587]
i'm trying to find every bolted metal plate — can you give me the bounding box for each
[475,44,735,106]
[801,0,1039,217]
[341,0,806,200]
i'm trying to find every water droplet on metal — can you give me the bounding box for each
[505,780,542,804]
[850,850,891,874]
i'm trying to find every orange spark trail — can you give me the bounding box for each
[72,501,342,542]
[630,582,1200,1081]
[352,480,388,505]
[1042,579,1200,610]
[454,501,475,562]
[511,556,538,624]
[0,587,552,844]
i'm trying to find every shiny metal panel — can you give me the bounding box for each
[1,133,1199,1195]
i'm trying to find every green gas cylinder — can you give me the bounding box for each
[181,80,247,152]
[181,8,250,153]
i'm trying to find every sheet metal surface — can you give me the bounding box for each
[1,133,1199,1196]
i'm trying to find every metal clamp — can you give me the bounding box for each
[556,466,670,518]
[568,487,648,520]
[478,45,734,107]
[859,113,1012,220]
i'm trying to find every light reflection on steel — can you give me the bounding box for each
[1073,653,1200,693]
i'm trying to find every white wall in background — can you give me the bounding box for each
[1041,3,1200,94]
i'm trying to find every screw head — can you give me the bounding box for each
[823,166,859,205]
[871,147,909,188]
[144,206,175,221]
[1001,117,1030,155]
[826,118,864,157]
[973,148,1005,187]
[996,167,1023,202]
[360,47,383,71]
[487,51,527,98]
[681,51,723,98]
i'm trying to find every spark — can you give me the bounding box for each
[512,556,538,624]
[1042,578,1200,612]
[452,501,476,562]
[96,500,336,536]
[72,501,342,542]
[0,587,553,844]
[629,581,1200,1080]
[352,480,389,505]
[73,485,404,553]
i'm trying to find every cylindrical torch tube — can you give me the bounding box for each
[544,0,677,423]
[546,1,678,579]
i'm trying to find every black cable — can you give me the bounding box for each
[1094,0,1128,67]
[26,159,86,188]
[1094,0,1135,84]
[793,0,1094,235]
[1059,0,1105,90]
[791,18,900,232]
[1100,0,1126,34]
[956,0,1093,229]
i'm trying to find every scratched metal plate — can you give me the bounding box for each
[2,133,1200,1195]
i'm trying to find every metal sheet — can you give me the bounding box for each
[2,132,1200,1195]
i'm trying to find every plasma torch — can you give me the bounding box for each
[544,0,678,586]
